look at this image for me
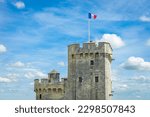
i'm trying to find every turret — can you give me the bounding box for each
[48,70,60,83]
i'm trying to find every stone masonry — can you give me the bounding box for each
[34,42,113,100]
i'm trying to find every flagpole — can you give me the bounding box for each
[88,19,91,42]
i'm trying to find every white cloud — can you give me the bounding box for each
[0,77,11,83]
[57,61,65,67]
[14,1,25,9]
[113,83,128,91]
[146,39,150,46]
[0,44,7,53]
[132,75,150,81]
[24,69,47,79]
[6,73,19,80]
[95,34,125,49]
[0,73,19,83]
[120,56,150,71]
[11,61,25,67]
[140,16,150,22]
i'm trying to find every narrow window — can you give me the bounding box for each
[95,76,98,82]
[95,52,99,58]
[90,60,94,65]
[79,77,82,83]
[72,54,75,59]
[39,94,42,99]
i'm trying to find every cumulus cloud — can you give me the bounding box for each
[95,34,125,49]
[146,39,150,46]
[120,56,150,71]
[14,1,25,9]
[10,61,25,67]
[140,16,150,22]
[0,77,11,83]
[0,44,7,53]
[57,61,65,67]
[24,69,47,79]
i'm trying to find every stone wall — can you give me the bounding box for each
[65,42,112,100]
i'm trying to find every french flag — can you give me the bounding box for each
[88,13,97,19]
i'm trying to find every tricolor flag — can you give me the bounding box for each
[88,13,97,19]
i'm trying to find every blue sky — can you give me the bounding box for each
[0,0,150,99]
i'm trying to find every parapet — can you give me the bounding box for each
[34,78,48,84]
[34,79,39,84]
[61,78,68,82]
[68,41,112,53]
[41,78,48,84]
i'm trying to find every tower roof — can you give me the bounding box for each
[50,69,58,74]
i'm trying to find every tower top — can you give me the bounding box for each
[68,42,113,51]
[50,69,58,74]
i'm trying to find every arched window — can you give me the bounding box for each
[85,53,88,58]
[90,53,94,58]
[43,88,46,92]
[58,88,62,93]
[39,88,41,93]
[53,88,56,93]
[48,88,51,92]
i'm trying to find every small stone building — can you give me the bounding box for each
[34,70,66,100]
[34,42,113,100]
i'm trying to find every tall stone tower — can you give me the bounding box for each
[65,42,112,100]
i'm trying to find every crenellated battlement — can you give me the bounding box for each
[68,42,112,61]
[68,42,112,50]
[68,42,112,55]
[34,78,64,85]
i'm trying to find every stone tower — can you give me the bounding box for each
[64,42,112,100]
[34,41,113,100]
